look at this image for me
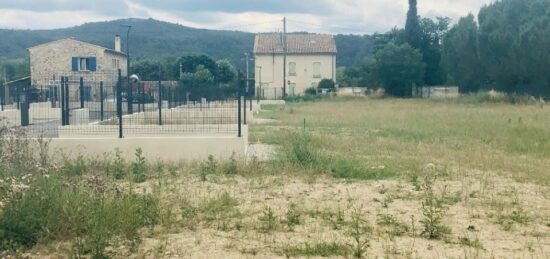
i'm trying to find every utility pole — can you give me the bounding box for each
[245,53,250,95]
[282,17,287,98]
[122,24,132,113]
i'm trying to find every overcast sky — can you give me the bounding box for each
[0,0,494,34]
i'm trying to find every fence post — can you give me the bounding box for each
[128,77,133,115]
[0,81,4,111]
[100,81,104,121]
[158,76,162,126]
[20,85,29,127]
[64,77,70,125]
[237,89,242,138]
[79,77,84,109]
[60,77,65,125]
[117,69,123,138]
[243,92,247,125]
[250,92,252,111]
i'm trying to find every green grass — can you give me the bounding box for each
[252,97,550,185]
[0,177,161,257]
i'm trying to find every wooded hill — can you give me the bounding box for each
[0,18,372,68]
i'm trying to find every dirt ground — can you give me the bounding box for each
[116,169,549,258]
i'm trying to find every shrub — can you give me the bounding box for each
[281,132,318,168]
[368,88,386,99]
[0,177,161,255]
[305,87,318,95]
[131,148,147,183]
[318,79,336,89]
[419,177,451,239]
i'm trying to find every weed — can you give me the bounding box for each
[222,153,239,175]
[198,192,241,230]
[328,209,346,230]
[258,206,278,233]
[0,177,160,255]
[279,242,349,257]
[131,148,147,183]
[200,155,218,181]
[419,177,451,239]
[497,208,530,231]
[180,200,199,230]
[284,203,301,231]
[62,154,88,177]
[282,132,318,168]
[376,214,409,238]
[331,161,395,180]
[346,211,372,258]
[458,236,484,249]
[112,148,126,180]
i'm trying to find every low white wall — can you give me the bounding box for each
[0,109,21,126]
[49,126,248,162]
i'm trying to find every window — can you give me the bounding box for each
[288,62,296,76]
[79,58,88,71]
[72,57,96,72]
[112,58,120,69]
[313,62,321,78]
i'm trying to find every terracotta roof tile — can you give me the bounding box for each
[253,33,337,54]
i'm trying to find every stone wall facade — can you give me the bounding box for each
[29,39,127,87]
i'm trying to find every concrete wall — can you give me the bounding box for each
[29,39,127,86]
[255,54,336,99]
[414,86,459,99]
[337,87,367,97]
[48,126,248,162]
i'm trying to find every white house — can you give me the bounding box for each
[253,33,337,99]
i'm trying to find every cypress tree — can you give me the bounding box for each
[405,0,422,49]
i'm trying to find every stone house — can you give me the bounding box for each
[28,37,128,87]
[253,33,337,99]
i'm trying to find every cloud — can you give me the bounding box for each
[0,0,128,16]
[0,0,496,33]
[133,0,334,15]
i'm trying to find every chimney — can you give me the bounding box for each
[115,35,121,52]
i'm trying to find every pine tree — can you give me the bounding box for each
[405,0,422,49]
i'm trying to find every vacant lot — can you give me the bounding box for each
[1,97,549,258]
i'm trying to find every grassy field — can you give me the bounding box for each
[1,97,549,258]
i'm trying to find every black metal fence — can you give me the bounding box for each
[0,70,246,138]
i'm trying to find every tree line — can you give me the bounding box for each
[132,54,246,100]
[339,0,550,98]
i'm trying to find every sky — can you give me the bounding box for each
[0,0,495,34]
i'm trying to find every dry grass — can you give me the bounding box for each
[9,97,550,258]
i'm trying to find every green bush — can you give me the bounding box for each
[281,132,318,168]
[0,177,161,256]
[318,79,336,89]
[305,87,318,95]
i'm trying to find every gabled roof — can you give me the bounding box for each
[28,38,126,56]
[253,33,337,55]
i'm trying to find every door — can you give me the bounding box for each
[290,83,296,96]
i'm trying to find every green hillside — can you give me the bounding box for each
[0,18,372,68]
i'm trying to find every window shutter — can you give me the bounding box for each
[88,57,97,71]
[72,57,78,71]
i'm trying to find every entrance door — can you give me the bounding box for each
[290,83,296,96]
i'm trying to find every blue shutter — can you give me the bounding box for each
[88,57,97,71]
[72,57,78,71]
